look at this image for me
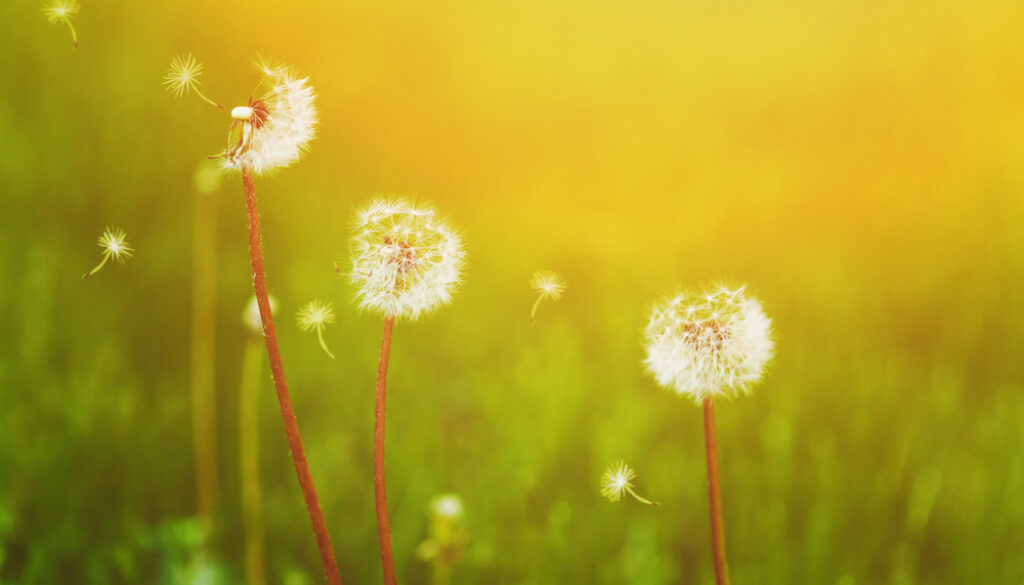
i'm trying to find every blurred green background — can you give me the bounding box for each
[2,0,1024,583]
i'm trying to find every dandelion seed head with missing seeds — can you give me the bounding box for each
[243,294,279,335]
[221,59,317,176]
[297,299,335,331]
[349,198,465,321]
[531,270,566,300]
[644,284,773,404]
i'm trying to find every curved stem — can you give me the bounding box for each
[194,87,224,109]
[317,327,335,359]
[374,317,398,585]
[82,253,109,279]
[703,397,730,585]
[625,486,660,507]
[529,295,543,324]
[240,339,267,585]
[66,21,77,48]
[242,166,343,585]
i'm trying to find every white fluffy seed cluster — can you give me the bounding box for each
[349,198,465,321]
[222,64,317,176]
[643,285,773,403]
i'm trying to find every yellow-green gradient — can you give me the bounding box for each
[2,0,1023,583]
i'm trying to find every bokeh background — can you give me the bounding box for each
[2,0,1024,583]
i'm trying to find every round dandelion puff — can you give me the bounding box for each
[297,299,336,359]
[348,198,466,322]
[219,60,317,176]
[600,461,659,506]
[529,270,566,323]
[164,54,223,109]
[243,293,279,335]
[83,227,132,279]
[44,0,79,48]
[643,284,773,404]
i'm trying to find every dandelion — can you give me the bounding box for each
[170,59,339,585]
[82,227,132,279]
[529,270,566,323]
[297,299,336,359]
[219,60,317,176]
[600,461,659,506]
[643,283,773,585]
[43,0,79,48]
[164,54,223,108]
[416,494,469,585]
[347,197,465,585]
[349,198,466,322]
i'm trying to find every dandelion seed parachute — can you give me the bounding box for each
[600,461,637,503]
[43,0,79,48]
[221,61,317,176]
[349,198,466,321]
[643,284,773,404]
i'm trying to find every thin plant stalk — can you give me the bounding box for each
[625,486,659,507]
[241,166,343,585]
[190,187,219,540]
[317,327,335,359]
[374,317,398,585]
[702,397,730,585]
[239,338,268,585]
[82,254,109,279]
[66,21,78,49]
[529,295,543,324]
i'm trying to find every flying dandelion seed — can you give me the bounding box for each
[644,285,773,404]
[349,198,466,322]
[219,60,317,176]
[82,227,132,279]
[297,299,336,359]
[529,270,566,323]
[600,461,659,506]
[164,54,223,109]
[43,0,79,48]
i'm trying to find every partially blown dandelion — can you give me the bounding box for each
[164,54,223,109]
[220,59,317,176]
[82,227,132,279]
[348,197,466,585]
[297,299,336,359]
[643,284,773,585]
[169,59,339,585]
[600,461,659,506]
[529,270,566,323]
[44,0,79,48]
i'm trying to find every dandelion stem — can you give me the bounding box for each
[625,486,660,507]
[82,253,109,279]
[66,21,77,48]
[702,397,730,585]
[240,338,268,585]
[191,186,219,538]
[374,317,398,585]
[316,327,335,359]
[529,295,543,324]
[242,166,343,585]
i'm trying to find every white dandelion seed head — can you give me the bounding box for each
[431,494,464,520]
[97,227,133,263]
[221,61,317,176]
[600,461,636,502]
[349,198,466,321]
[643,284,773,404]
[296,299,335,332]
[530,270,566,300]
[43,0,79,24]
[243,294,279,335]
